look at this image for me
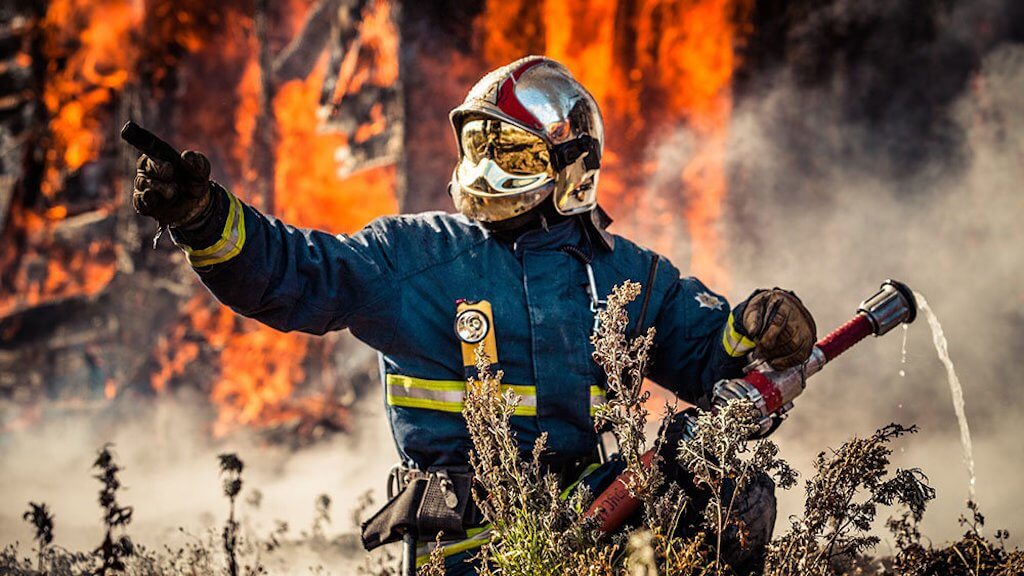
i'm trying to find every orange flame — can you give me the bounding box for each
[0,1,130,318]
[272,60,398,231]
[197,0,398,434]
[0,206,117,318]
[480,0,751,290]
[41,0,141,195]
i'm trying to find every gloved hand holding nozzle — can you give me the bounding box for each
[730,288,818,370]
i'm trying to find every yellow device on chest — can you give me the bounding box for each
[454,299,499,374]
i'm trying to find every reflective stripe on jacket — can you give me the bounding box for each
[173,187,744,469]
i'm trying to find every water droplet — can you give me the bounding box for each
[899,323,909,378]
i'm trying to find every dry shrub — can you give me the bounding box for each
[765,424,934,576]
[3,281,1023,576]
[461,281,792,575]
[463,345,605,575]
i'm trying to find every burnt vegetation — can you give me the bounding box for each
[4,283,1023,575]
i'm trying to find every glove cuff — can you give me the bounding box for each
[172,182,229,248]
[722,290,763,358]
[170,183,247,268]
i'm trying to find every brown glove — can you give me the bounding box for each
[739,288,817,370]
[132,150,212,228]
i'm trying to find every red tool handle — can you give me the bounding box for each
[586,451,655,533]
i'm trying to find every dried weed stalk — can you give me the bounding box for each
[218,453,245,576]
[93,444,135,575]
[591,281,660,498]
[677,400,797,569]
[464,346,604,575]
[765,424,935,576]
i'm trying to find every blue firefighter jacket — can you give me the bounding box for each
[173,187,745,469]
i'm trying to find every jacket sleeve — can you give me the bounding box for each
[170,184,400,350]
[647,270,747,407]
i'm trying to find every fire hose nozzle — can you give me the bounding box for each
[858,279,917,336]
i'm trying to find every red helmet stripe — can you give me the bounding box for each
[495,59,545,131]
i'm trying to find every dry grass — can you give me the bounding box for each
[3,282,1022,575]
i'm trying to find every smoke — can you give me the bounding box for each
[0,390,395,573]
[689,0,1023,547]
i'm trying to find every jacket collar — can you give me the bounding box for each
[513,217,583,254]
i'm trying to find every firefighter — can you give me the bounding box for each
[132,56,816,574]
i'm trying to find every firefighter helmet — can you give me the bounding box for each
[449,56,604,223]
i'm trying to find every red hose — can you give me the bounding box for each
[816,313,874,362]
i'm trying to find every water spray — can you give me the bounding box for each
[587,279,918,533]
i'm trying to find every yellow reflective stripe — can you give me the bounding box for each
[181,193,247,267]
[504,384,535,396]
[385,374,539,416]
[416,526,492,567]
[185,194,239,257]
[512,404,536,417]
[722,311,756,357]
[386,395,465,413]
[387,374,466,392]
[589,386,607,416]
[385,376,605,419]
[559,462,601,499]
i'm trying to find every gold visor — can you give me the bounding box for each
[460,119,552,177]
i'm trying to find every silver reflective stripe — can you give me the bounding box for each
[387,383,466,403]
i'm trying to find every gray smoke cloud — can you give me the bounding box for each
[641,27,1024,544]
[0,385,395,574]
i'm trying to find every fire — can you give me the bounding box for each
[272,60,398,231]
[1,1,131,319]
[41,0,141,195]
[0,206,117,318]
[210,323,309,436]
[6,0,752,437]
[199,0,397,434]
[480,0,751,290]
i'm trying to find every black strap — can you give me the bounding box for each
[630,254,660,339]
[551,134,601,171]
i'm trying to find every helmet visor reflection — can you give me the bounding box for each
[460,119,551,177]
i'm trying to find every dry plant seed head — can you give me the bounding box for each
[216,453,246,576]
[464,343,606,575]
[23,502,55,548]
[591,281,660,498]
[674,399,795,571]
[417,533,449,576]
[219,453,245,499]
[625,529,658,576]
[91,444,135,575]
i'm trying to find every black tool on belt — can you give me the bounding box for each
[362,466,482,575]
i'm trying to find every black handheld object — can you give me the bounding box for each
[120,120,202,179]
